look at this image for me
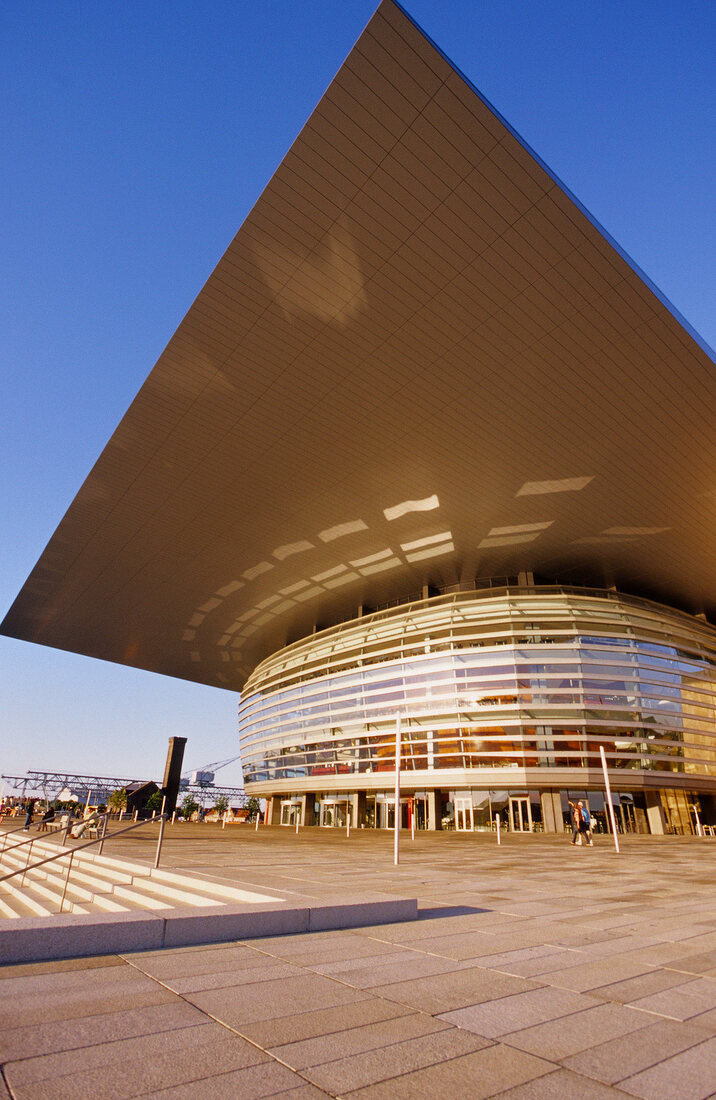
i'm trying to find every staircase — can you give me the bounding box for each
[0,836,278,918]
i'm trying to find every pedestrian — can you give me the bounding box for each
[22,797,36,832]
[568,799,581,845]
[577,801,593,846]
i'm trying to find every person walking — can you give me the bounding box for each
[568,799,581,844]
[22,797,36,832]
[577,801,593,846]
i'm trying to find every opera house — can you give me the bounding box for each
[4,1,716,837]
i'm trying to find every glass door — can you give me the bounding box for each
[455,797,474,831]
[319,800,347,827]
[509,796,532,832]
[280,800,301,826]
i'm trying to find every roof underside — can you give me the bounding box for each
[4,0,716,690]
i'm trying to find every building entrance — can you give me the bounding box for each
[509,796,533,832]
[280,799,302,826]
[455,797,474,831]
[318,799,348,827]
[378,796,426,830]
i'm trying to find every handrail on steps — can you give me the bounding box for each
[0,813,168,914]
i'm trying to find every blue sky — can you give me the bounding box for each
[2,0,714,792]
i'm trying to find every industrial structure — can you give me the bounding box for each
[3,2,716,834]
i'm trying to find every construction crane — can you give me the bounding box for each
[182,753,242,788]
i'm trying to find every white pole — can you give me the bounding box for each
[394,714,401,866]
[255,811,259,830]
[692,804,703,837]
[295,811,300,834]
[346,804,350,839]
[600,745,620,854]
[495,813,501,845]
[84,788,92,815]
[411,801,415,841]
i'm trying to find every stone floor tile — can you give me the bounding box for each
[534,954,656,992]
[122,942,274,979]
[138,1060,311,1100]
[269,1011,452,1068]
[666,949,716,975]
[238,997,413,1048]
[164,960,303,994]
[2,978,174,1029]
[369,966,539,1014]
[340,1042,555,1099]
[589,967,695,1004]
[0,1000,206,1061]
[185,971,369,1027]
[0,955,125,979]
[629,977,716,1020]
[617,1036,716,1099]
[563,1017,714,1085]
[502,1001,651,1061]
[4,1032,269,1099]
[311,952,466,989]
[490,1066,631,1097]
[301,1028,491,1093]
[438,986,589,1037]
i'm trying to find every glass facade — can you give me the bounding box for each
[239,587,716,830]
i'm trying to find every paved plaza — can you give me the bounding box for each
[2,826,716,1098]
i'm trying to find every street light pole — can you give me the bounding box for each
[394,714,401,866]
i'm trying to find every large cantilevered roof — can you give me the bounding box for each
[3,0,716,690]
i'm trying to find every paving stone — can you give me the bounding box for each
[238,997,414,1048]
[164,960,304,994]
[121,942,272,979]
[617,1035,716,1099]
[0,955,125,978]
[491,1067,632,1096]
[1,974,175,1029]
[438,986,589,1037]
[185,971,370,1027]
[628,978,716,1020]
[302,1028,492,1092]
[0,1000,206,1061]
[563,1017,715,1085]
[534,954,656,992]
[310,951,466,989]
[589,967,695,1004]
[4,1032,269,1099]
[369,965,539,1013]
[502,1001,651,1061]
[269,1011,453,1068]
[341,1041,555,1098]
[147,1062,320,1099]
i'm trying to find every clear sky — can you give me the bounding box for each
[2,0,715,793]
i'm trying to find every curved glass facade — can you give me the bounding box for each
[239,587,716,794]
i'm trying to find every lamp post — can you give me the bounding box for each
[394,714,401,866]
[599,745,620,853]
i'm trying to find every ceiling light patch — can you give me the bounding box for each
[190,651,201,663]
[257,594,281,610]
[280,580,311,595]
[215,580,244,598]
[488,522,553,536]
[359,556,403,575]
[318,519,367,542]
[323,570,360,588]
[271,599,294,615]
[182,629,195,642]
[406,542,455,562]
[188,612,205,627]
[273,540,314,561]
[516,477,593,496]
[350,548,393,568]
[293,585,324,602]
[198,597,221,614]
[312,564,348,583]
[602,527,671,536]
[384,495,439,521]
[400,531,452,552]
[479,533,540,548]
[218,635,231,646]
[242,561,273,582]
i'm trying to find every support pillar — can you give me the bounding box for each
[540,790,563,834]
[302,794,316,826]
[427,790,444,830]
[267,795,281,825]
[645,790,666,834]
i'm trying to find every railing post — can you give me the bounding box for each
[21,841,33,886]
[60,850,74,913]
[98,812,109,855]
[153,813,166,869]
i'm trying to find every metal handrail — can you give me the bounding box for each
[0,823,39,853]
[0,813,168,913]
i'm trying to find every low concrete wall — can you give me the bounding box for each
[0,895,418,964]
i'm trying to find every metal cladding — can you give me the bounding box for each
[2,0,715,694]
